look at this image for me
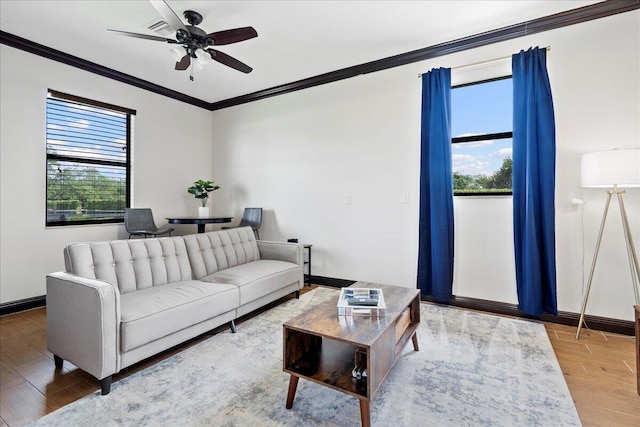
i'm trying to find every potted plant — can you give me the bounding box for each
[187,180,221,217]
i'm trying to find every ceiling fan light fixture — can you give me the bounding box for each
[108,2,256,75]
[195,49,213,66]
[169,46,187,62]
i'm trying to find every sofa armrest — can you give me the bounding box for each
[257,241,303,267]
[46,271,120,381]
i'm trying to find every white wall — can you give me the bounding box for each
[2,11,638,321]
[212,11,640,321]
[0,45,215,303]
[213,70,421,287]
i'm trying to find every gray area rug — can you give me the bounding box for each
[30,287,581,426]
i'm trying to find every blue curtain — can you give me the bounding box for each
[512,47,558,316]
[417,68,454,302]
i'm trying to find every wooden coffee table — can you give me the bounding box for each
[283,282,420,427]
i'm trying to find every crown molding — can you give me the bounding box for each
[210,0,639,110]
[2,1,638,112]
[0,30,210,110]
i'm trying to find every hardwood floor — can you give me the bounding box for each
[545,322,639,426]
[1,287,638,426]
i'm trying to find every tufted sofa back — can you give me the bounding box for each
[62,227,262,294]
[183,227,260,280]
[64,236,192,294]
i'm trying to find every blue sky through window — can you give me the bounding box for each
[451,78,512,177]
[46,99,127,163]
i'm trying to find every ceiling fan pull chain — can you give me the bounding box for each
[190,64,194,82]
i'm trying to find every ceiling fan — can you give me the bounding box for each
[108,0,257,78]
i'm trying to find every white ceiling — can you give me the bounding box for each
[1,0,600,104]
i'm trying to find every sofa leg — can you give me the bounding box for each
[100,376,112,395]
[230,320,237,333]
[295,290,300,299]
[54,355,64,369]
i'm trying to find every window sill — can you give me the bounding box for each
[46,221,123,229]
[454,193,513,198]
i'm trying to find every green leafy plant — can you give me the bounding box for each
[187,180,221,207]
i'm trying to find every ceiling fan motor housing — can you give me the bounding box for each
[183,10,203,26]
[176,25,212,57]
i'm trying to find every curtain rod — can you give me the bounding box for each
[418,46,550,78]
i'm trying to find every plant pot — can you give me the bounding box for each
[198,206,210,217]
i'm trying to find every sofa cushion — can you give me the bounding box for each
[201,260,299,306]
[119,281,239,352]
[184,227,260,280]
[64,237,193,294]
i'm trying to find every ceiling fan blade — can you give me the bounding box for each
[206,49,253,74]
[149,0,188,33]
[207,27,258,45]
[175,54,191,71]
[107,29,172,42]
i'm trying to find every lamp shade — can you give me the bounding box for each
[581,148,640,188]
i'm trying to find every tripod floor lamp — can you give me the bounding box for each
[576,148,640,339]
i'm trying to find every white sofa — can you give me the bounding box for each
[46,227,303,394]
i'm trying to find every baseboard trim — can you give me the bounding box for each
[3,285,633,336]
[0,295,46,316]
[423,294,635,336]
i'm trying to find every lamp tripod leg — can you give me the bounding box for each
[617,193,640,305]
[576,192,613,339]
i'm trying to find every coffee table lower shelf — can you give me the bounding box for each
[285,336,369,398]
[283,283,420,427]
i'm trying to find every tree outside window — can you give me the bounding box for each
[451,77,512,195]
[46,90,134,226]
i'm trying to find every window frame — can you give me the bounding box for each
[451,75,513,197]
[45,90,135,226]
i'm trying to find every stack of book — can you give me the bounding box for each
[337,288,386,317]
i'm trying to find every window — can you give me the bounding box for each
[451,76,512,195]
[46,90,135,226]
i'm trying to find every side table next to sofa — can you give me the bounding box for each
[304,244,312,285]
